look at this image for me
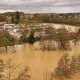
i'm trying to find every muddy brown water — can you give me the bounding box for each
[0,43,80,80]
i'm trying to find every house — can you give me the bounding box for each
[4,24,20,33]
[3,24,21,39]
[4,24,14,31]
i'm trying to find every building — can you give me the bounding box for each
[4,24,14,31]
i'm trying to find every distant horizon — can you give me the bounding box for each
[0,0,80,13]
[1,10,80,14]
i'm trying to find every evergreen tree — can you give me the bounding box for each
[15,11,20,24]
[28,31,35,44]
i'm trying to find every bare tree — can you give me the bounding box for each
[52,54,71,80]
[74,55,80,71]
[69,56,77,75]
[0,59,5,80]
[57,28,70,50]
[4,59,20,80]
[0,59,30,80]
[52,54,80,80]
[16,67,30,80]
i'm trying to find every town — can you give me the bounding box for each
[0,12,80,51]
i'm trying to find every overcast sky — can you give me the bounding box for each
[0,0,80,13]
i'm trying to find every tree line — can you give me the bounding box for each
[1,12,80,26]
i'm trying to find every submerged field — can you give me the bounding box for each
[0,42,80,80]
[0,23,80,80]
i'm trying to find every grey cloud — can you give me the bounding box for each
[0,0,80,13]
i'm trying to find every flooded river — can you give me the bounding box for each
[0,42,80,80]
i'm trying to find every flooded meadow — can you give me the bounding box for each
[0,41,80,80]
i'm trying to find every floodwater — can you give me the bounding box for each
[0,42,80,80]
